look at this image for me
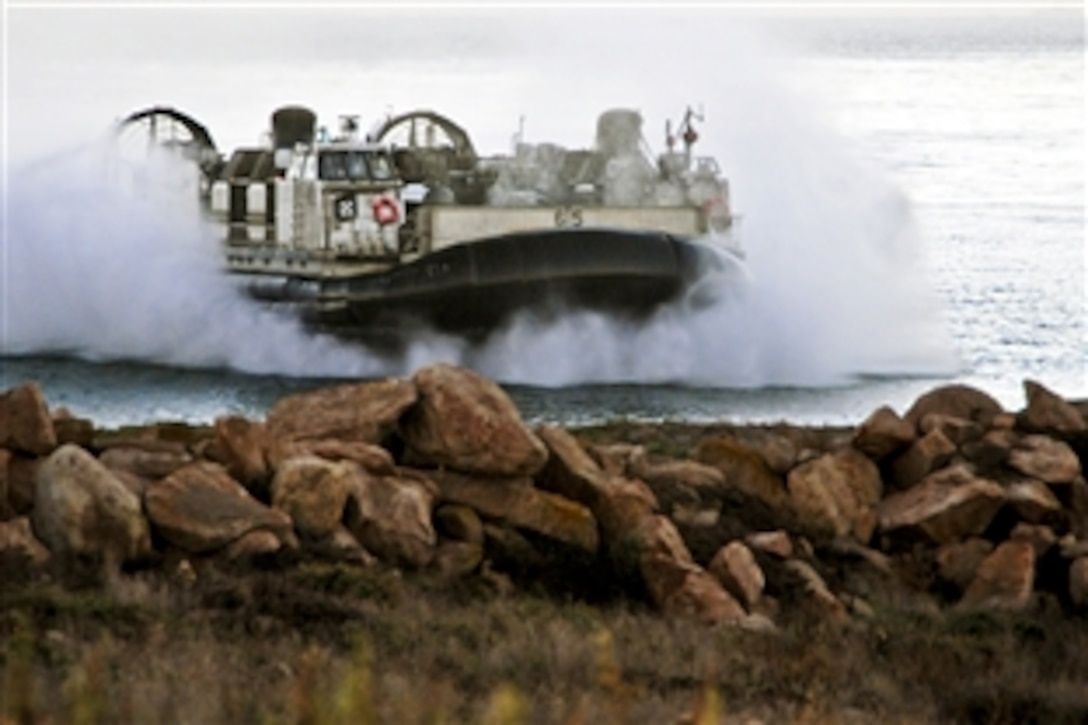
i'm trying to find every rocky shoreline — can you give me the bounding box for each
[3,364,1086,628]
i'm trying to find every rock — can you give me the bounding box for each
[876,465,1006,545]
[345,472,437,568]
[270,457,360,540]
[145,462,293,554]
[536,425,611,508]
[744,530,793,559]
[587,443,646,477]
[210,416,271,492]
[826,537,894,575]
[434,504,485,545]
[32,444,152,564]
[641,555,747,624]
[400,364,547,477]
[936,538,995,592]
[1007,435,1081,485]
[308,525,375,565]
[631,514,694,566]
[853,406,916,461]
[1021,380,1087,436]
[731,429,799,476]
[6,455,39,515]
[0,382,57,456]
[1072,478,1088,539]
[0,516,51,575]
[99,445,194,480]
[266,378,417,445]
[1005,478,1063,524]
[962,429,1018,472]
[275,439,395,476]
[593,478,660,549]
[695,437,789,510]
[919,413,984,447]
[1070,557,1088,609]
[783,559,850,622]
[0,449,13,521]
[890,429,957,490]
[629,457,729,512]
[430,540,484,580]
[671,503,720,529]
[1009,523,1057,558]
[52,414,94,449]
[787,449,883,543]
[708,541,765,610]
[427,470,598,554]
[904,384,1004,432]
[482,522,544,572]
[221,529,284,564]
[958,540,1035,612]
[1059,534,1088,560]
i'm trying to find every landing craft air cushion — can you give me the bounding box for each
[115,104,745,344]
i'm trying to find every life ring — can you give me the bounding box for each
[372,195,400,226]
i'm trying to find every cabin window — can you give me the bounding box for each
[346,153,367,180]
[367,152,393,180]
[319,152,348,180]
[319,150,396,182]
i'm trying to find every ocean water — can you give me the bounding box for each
[1,9,1084,427]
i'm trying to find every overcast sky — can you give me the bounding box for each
[3,3,1081,163]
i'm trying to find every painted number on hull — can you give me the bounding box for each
[554,207,583,228]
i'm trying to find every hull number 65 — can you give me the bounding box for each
[554,207,584,228]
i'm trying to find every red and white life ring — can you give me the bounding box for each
[372,195,400,226]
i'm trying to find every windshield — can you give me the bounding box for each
[319,150,397,182]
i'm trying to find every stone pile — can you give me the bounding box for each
[1,366,1086,627]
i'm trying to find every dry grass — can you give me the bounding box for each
[2,562,1086,724]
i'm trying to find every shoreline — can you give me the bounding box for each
[2,365,1086,721]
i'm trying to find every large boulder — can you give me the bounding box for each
[695,437,789,510]
[936,537,995,592]
[730,429,799,476]
[1005,478,1063,524]
[32,444,152,564]
[889,429,957,490]
[400,364,547,477]
[904,384,1004,432]
[274,439,395,476]
[708,541,765,611]
[6,455,39,515]
[99,443,194,481]
[1020,380,1087,436]
[434,504,485,545]
[0,517,51,577]
[266,378,417,445]
[1007,435,1081,485]
[875,465,1006,545]
[0,382,57,456]
[210,416,272,492]
[958,540,1035,612]
[853,406,916,461]
[345,471,437,568]
[270,457,360,540]
[535,425,611,508]
[643,556,747,624]
[426,470,598,554]
[629,457,729,512]
[145,462,293,554]
[787,449,883,543]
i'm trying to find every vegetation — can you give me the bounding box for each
[2,561,1087,724]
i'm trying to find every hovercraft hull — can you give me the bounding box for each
[255,228,728,342]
